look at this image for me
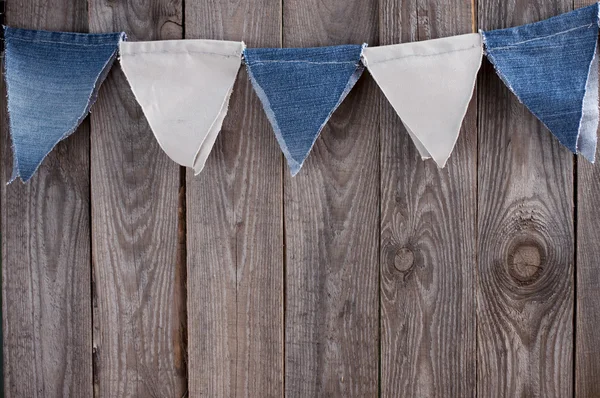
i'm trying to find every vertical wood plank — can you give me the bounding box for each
[88,2,187,397]
[378,0,477,396]
[575,1,600,395]
[184,1,284,396]
[282,2,380,396]
[576,131,600,396]
[477,1,574,397]
[0,1,92,397]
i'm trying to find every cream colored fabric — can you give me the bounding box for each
[119,39,245,174]
[363,33,483,167]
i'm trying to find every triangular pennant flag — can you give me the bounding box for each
[4,27,125,183]
[119,39,245,174]
[363,33,483,167]
[482,3,600,161]
[244,45,366,175]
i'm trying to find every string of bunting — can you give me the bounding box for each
[3,3,600,183]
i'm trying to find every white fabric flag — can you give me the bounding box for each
[363,33,483,167]
[119,39,245,174]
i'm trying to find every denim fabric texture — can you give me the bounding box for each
[482,3,600,161]
[4,27,125,182]
[244,44,366,175]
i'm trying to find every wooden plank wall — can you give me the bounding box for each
[379,0,477,396]
[576,0,600,396]
[88,0,186,397]
[1,0,599,397]
[1,1,92,397]
[477,1,574,397]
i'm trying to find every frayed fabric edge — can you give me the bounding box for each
[245,43,367,176]
[244,61,300,173]
[7,32,126,184]
[482,27,599,161]
[576,38,599,162]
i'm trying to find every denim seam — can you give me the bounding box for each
[363,44,481,65]
[6,36,122,47]
[487,23,594,51]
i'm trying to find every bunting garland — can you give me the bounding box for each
[3,2,600,182]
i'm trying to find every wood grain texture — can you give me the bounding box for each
[184,1,283,396]
[88,2,186,397]
[477,1,574,397]
[1,1,92,397]
[576,131,600,397]
[282,1,379,396]
[575,2,600,396]
[378,0,477,396]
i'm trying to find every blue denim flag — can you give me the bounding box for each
[244,45,366,175]
[4,27,126,182]
[482,3,600,161]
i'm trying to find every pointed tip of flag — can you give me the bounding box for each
[582,150,597,163]
[288,159,303,176]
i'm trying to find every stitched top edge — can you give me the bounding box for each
[4,26,125,46]
[364,44,482,65]
[119,39,245,57]
[486,23,596,51]
[246,60,359,65]
[6,35,122,47]
[121,50,242,58]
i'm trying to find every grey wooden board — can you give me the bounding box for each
[575,2,600,396]
[477,1,575,397]
[88,1,187,397]
[184,0,284,396]
[378,0,477,396]
[1,1,93,397]
[282,1,380,396]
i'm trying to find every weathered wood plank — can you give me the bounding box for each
[477,1,574,397]
[576,132,600,396]
[282,1,379,396]
[88,2,187,397]
[378,0,477,396]
[575,2,600,396]
[0,1,92,397]
[184,1,283,396]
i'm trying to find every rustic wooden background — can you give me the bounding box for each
[1,0,599,396]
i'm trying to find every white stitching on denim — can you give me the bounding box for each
[489,23,594,51]
[7,35,121,46]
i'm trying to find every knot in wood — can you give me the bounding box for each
[507,243,543,284]
[394,248,414,272]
